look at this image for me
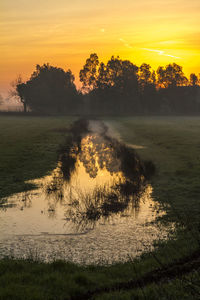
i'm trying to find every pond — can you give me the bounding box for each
[0,120,169,264]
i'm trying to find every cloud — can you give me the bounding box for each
[118,38,181,59]
[119,38,133,49]
[141,48,181,59]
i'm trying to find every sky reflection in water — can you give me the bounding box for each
[0,124,168,264]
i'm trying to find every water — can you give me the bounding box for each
[0,121,168,264]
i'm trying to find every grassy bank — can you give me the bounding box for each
[0,116,200,299]
[0,115,74,200]
[106,116,200,226]
[0,234,199,299]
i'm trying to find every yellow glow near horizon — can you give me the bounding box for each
[0,0,200,95]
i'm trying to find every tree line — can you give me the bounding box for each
[13,53,200,115]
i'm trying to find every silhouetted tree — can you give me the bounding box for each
[10,55,200,116]
[190,73,198,86]
[137,64,158,113]
[157,63,188,88]
[79,53,99,92]
[97,62,109,89]
[10,76,28,112]
[106,56,138,89]
[80,55,139,114]
[17,64,78,113]
[105,57,139,113]
[16,83,28,112]
[138,63,154,89]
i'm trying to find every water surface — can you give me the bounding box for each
[0,121,168,264]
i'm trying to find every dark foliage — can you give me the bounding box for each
[15,64,80,113]
[79,55,200,115]
[11,56,200,115]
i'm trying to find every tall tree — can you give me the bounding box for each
[97,62,109,89]
[157,63,188,88]
[105,56,138,90]
[138,64,158,113]
[138,63,153,89]
[189,73,198,86]
[14,64,78,113]
[99,56,139,113]
[79,53,99,91]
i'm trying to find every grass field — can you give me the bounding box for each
[0,115,200,299]
[106,117,200,226]
[0,115,74,200]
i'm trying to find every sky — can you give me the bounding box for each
[0,0,200,97]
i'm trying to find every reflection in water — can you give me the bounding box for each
[0,120,169,264]
[42,130,146,229]
[79,134,121,177]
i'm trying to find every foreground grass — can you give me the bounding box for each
[96,270,200,300]
[0,115,74,200]
[0,115,200,299]
[0,234,199,300]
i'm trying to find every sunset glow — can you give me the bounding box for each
[1,0,200,95]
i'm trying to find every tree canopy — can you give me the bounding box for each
[190,73,199,86]
[15,64,78,113]
[11,55,200,115]
[79,53,99,91]
[157,63,188,88]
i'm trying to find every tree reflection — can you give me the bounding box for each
[65,179,145,231]
[2,120,154,231]
[42,120,150,229]
[79,134,121,178]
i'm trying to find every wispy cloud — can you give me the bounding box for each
[119,38,133,49]
[141,48,181,59]
[119,39,181,59]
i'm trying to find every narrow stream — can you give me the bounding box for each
[0,120,168,264]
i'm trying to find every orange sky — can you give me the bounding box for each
[1,0,200,96]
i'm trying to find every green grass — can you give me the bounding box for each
[105,116,200,226]
[0,115,200,299]
[0,234,199,299]
[96,270,200,300]
[0,115,74,200]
